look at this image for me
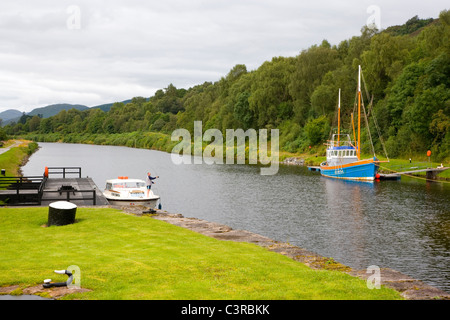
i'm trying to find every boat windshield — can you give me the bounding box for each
[112,182,146,189]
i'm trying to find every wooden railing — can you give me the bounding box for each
[45,167,82,178]
[0,176,47,205]
[0,167,97,206]
[41,189,97,205]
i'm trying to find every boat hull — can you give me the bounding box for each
[105,197,159,207]
[320,158,378,181]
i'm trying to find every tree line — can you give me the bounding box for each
[3,10,449,161]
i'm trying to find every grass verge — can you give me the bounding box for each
[0,207,403,300]
[0,140,37,177]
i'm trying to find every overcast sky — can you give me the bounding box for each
[0,0,447,113]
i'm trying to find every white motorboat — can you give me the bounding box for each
[103,177,159,207]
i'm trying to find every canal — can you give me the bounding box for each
[22,142,450,293]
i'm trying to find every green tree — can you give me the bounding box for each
[87,109,106,134]
[304,116,330,145]
[289,43,341,125]
[430,109,450,160]
[39,118,53,134]
[28,116,41,132]
[0,127,7,141]
[249,57,295,127]
[233,91,253,129]
[362,32,413,98]
[310,84,336,116]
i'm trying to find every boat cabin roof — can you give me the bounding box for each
[328,146,355,150]
[106,178,145,184]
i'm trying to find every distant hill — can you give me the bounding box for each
[27,103,89,118]
[90,99,133,112]
[1,100,132,126]
[1,104,89,126]
[0,109,23,123]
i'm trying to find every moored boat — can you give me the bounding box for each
[103,176,160,207]
[320,134,379,181]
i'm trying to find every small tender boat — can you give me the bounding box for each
[103,176,159,207]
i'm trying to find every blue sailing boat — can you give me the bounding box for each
[320,66,379,181]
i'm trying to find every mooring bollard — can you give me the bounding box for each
[48,201,77,226]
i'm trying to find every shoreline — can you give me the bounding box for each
[118,205,450,300]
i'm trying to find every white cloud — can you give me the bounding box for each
[0,0,447,113]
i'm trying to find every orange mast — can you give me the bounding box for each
[351,112,356,147]
[357,65,361,161]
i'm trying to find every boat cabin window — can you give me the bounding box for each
[106,183,112,190]
[112,182,146,188]
[327,149,358,157]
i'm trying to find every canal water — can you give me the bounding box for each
[22,142,450,293]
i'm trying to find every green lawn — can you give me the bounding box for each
[0,207,402,300]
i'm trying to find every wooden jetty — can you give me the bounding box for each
[39,177,109,206]
[0,167,108,207]
[388,167,448,180]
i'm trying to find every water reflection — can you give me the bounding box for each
[323,178,370,266]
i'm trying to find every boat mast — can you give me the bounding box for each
[337,88,341,147]
[351,112,356,147]
[357,65,361,161]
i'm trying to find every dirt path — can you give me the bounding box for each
[0,140,20,155]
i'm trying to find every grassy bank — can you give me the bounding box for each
[0,140,37,177]
[0,207,403,300]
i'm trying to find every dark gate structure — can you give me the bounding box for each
[0,167,108,206]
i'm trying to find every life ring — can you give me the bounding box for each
[44,167,49,178]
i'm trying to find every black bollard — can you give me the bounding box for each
[48,201,77,227]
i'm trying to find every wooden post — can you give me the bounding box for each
[48,201,77,227]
